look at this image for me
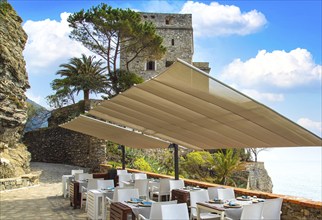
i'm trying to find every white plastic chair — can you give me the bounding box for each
[118,173,133,187]
[74,173,93,181]
[117,169,128,175]
[115,188,140,202]
[169,179,185,200]
[138,200,177,220]
[71,169,84,175]
[190,190,220,220]
[225,208,243,220]
[62,175,73,198]
[160,203,189,220]
[240,203,264,220]
[81,179,99,209]
[134,179,149,199]
[106,186,132,203]
[97,179,114,189]
[151,179,171,201]
[87,190,105,220]
[133,173,148,180]
[217,188,235,201]
[262,198,283,220]
[207,187,224,200]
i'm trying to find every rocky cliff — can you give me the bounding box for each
[230,161,273,192]
[246,162,273,192]
[0,1,31,178]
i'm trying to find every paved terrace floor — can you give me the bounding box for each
[0,162,88,220]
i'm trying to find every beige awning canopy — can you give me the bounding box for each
[61,58,321,150]
[60,115,169,149]
[87,59,321,149]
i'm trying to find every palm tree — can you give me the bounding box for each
[54,54,107,102]
[213,149,240,186]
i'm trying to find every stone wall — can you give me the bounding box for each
[23,127,106,172]
[0,171,40,191]
[0,2,31,178]
[193,62,211,74]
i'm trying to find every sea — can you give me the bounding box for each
[259,147,322,202]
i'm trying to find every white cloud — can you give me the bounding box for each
[26,90,47,108]
[220,48,322,89]
[23,12,92,75]
[241,89,284,102]
[180,1,267,37]
[297,118,322,137]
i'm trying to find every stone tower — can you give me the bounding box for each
[120,12,210,80]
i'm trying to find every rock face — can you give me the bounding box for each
[0,2,31,178]
[246,162,273,193]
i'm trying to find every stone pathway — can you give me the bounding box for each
[0,162,89,220]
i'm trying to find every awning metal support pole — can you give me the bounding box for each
[173,144,179,180]
[119,145,126,169]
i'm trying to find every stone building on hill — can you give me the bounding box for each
[120,12,211,79]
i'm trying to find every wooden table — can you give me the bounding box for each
[196,202,226,220]
[70,181,81,209]
[196,200,254,220]
[171,189,190,205]
[110,202,135,220]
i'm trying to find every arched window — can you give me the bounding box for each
[146,61,156,71]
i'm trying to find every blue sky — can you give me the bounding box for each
[9,1,321,141]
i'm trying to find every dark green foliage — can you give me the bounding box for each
[46,86,75,108]
[104,69,144,98]
[46,54,107,108]
[105,145,248,188]
[133,157,152,172]
[213,149,240,186]
[239,148,252,162]
[0,1,11,15]
[105,141,122,164]
[68,3,166,95]
[181,151,215,181]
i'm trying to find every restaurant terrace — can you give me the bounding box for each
[56,59,322,219]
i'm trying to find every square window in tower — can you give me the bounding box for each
[146,61,156,71]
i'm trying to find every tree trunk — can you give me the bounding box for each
[83,89,90,112]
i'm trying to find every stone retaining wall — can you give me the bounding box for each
[101,165,322,220]
[0,171,40,191]
[23,127,106,172]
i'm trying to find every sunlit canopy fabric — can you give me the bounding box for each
[60,115,169,149]
[86,58,321,149]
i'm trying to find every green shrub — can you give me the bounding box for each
[181,151,214,180]
[133,157,152,172]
